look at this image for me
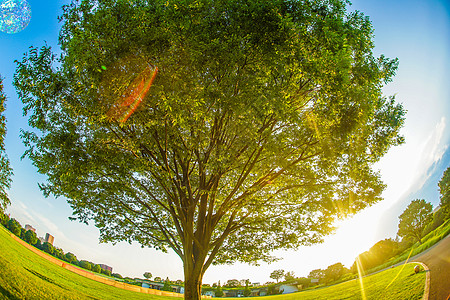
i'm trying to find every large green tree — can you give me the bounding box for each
[397,199,432,244]
[13,0,405,298]
[438,166,450,217]
[0,77,13,212]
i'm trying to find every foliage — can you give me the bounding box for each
[0,77,13,212]
[0,210,9,226]
[24,229,38,245]
[323,262,348,284]
[423,206,446,236]
[307,269,325,282]
[352,238,399,272]
[153,277,161,282]
[79,260,92,270]
[143,272,152,279]
[112,273,123,279]
[215,285,224,298]
[6,218,22,236]
[284,271,295,281]
[102,269,112,276]
[162,279,172,291]
[20,227,27,240]
[270,269,285,283]
[42,242,55,255]
[54,248,65,260]
[64,252,78,264]
[92,264,102,273]
[397,199,433,244]
[439,166,450,217]
[225,279,240,287]
[243,285,251,297]
[13,0,405,298]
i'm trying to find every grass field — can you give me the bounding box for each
[0,225,171,300]
[252,263,425,300]
[0,225,426,299]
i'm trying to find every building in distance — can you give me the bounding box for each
[45,233,54,245]
[24,224,36,233]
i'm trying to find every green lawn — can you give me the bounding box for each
[0,225,171,300]
[0,225,426,299]
[253,263,425,300]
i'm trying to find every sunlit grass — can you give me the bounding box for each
[0,225,171,300]
[250,263,425,300]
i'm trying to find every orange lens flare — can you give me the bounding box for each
[107,66,158,122]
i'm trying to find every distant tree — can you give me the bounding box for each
[438,167,450,217]
[54,248,65,260]
[243,281,251,297]
[7,218,22,236]
[42,242,55,255]
[212,282,217,288]
[92,264,102,273]
[162,278,173,292]
[284,271,295,281]
[112,273,123,279]
[64,252,78,264]
[79,260,92,270]
[20,227,27,240]
[355,238,399,271]
[102,269,112,276]
[423,207,446,236]
[154,277,162,282]
[307,269,325,282]
[323,263,347,284]
[397,199,433,244]
[270,269,285,283]
[225,279,240,287]
[34,238,42,249]
[143,272,152,280]
[0,77,13,213]
[24,229,38,245]
[215,284,224,298]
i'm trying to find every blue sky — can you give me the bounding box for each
[1,0,449,284]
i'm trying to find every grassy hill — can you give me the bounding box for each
[0,225,171,300]
[0,224,426,299]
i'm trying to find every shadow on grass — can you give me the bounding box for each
[24,267,68,290]
[0,284,21,300]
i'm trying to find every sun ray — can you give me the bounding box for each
[355,256,367,300]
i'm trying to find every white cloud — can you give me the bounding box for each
[406,117,447,194]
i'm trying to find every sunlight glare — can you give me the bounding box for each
[355,256,367,300]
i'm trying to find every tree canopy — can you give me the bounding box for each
[0,77,13,212]
[13,0,405,298]
[438,166,450,216]
[397,199,432,244]
[270,269,285,283]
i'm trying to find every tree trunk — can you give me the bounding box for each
[184,264,203,300]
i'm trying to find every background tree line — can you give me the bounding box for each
[0,212,111,276]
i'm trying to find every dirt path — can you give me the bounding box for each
[412,234,450,300]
